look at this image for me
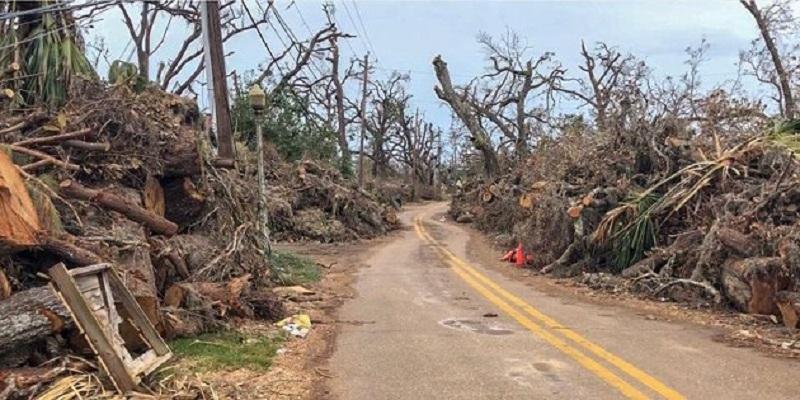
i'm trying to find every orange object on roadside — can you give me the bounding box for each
[500,249,515,262]
[514,243,525,267]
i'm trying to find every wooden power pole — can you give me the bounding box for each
[358,54,369,188]
[200,0,235,162]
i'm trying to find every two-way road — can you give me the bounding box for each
[329,202,798,399]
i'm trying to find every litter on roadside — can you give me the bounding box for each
[276,314,312,338]
[500,243,530,267]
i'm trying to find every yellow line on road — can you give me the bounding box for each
[414,217,686,400]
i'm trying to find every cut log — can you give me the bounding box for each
[775,291,800,329]
[0,285,72,360]
[0,269,10,300]
[567,204,584,219]
[59,180,178,236]
[143,175,165,217]
[519,193,535,209]
[721,257,791,315]
[481,186,494,203]
[110,188,161,326]
[161,127,201,177]
[162,177,204,227]
[61,140,110,152]
[0,151,40,251]
[39,235,105,266]
[164,274,252,317]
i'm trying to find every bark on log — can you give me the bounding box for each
[59,180,178,236]
[0,152,40,251]
[12,127,92,146]
[164,274,252,317]
[109,187,161,326]
[162,177,205,227]
[0,270,10,300]
[11,145,79,171]
[61,140,110,152]
[775,291,800,329]
[721,257,790,315]
[0,285,71,360]
[38,235,104,266]
[161,127,202,177]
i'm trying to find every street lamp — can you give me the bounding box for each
[249,84,266,115]
[249,84,270,254]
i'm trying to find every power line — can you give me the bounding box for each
[271,3,327,79]
[350,0,380,62]
[241,0,289,79]
[337,0,370,56]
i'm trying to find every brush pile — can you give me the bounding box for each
[452,117,800,328]
[0,82,396,392]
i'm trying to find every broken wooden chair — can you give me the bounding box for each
[48,263,171,393]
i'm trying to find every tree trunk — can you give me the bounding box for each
[161,127,202,177]
[0,285,71,359]
[741,0,795,118]
[433,55,499,177]
[59,180,178,236]
[330,34,351,173]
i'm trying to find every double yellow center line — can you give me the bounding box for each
[413,216,685,400]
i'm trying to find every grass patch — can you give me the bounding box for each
[170,331,282,372]
[269,250,321,285]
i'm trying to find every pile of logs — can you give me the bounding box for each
[0,83,399,377]
[0,87,283,370]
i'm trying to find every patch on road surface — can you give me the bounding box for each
[440,318,514,335]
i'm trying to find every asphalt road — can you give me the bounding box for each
[328,202,799,400]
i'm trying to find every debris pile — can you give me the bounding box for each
[0,83,396,395]
[452,118,800,329]
[265,160,399,243]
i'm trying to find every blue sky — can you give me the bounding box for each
[90,0,762,128]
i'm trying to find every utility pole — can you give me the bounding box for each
[200,0,235,163]
[324,2,350,175]
[358,54,369,188]
[330,33,350,174]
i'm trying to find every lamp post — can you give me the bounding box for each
[249,85,270,254]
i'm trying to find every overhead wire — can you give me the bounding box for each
[241,0,290,81]
[271,3,327,79]
[350,0,380,62]
[336,0,369,56]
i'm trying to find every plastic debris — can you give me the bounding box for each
[276,314,312,338]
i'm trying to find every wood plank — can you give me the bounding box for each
[69,263,112,277]
[48,263,137,393]
[97,272,134,367]
[106,267,171,356]
[76,275,101,293]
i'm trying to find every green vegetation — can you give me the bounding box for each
[269,250,321,285]
[0,1,95,108]
[230,76,338,162]
[170,331,282,371]
[595,193,660,272]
